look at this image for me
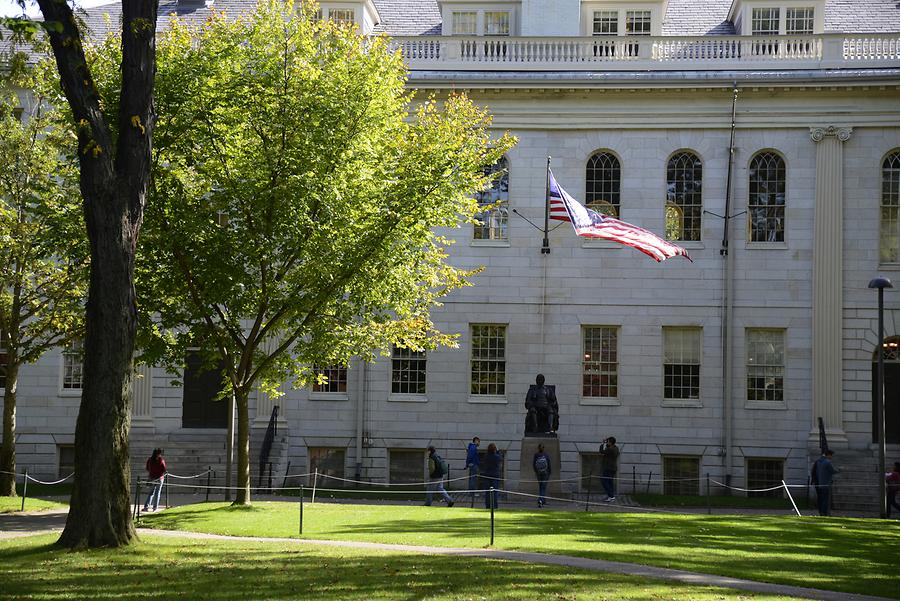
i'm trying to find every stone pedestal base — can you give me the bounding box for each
[519,435,561,498]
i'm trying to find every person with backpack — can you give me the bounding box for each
[811,449,839,516]
[599,436,619,502]
[465,436,480,498]
[425,446,454,507]
[533,443,552,507]
[143,448,167,512]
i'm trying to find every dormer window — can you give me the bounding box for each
[592,10,617,35]
[745,5,816,35]
[449,9,513,36]
[484,11,510,36]
[452,11,477,34]
[329,8,355,24]
[584,5,659,38]
[625,10,651,36]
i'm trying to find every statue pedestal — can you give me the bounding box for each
[519,435,561,498]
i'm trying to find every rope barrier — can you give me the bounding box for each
[316,473,471,487]
[165,470,213,480]
[709,479,786,494]
[24,472,74,486]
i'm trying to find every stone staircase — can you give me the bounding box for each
[830,448,881,514]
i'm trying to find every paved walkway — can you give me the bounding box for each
[1,508,894,601]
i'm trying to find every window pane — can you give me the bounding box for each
[746,458,784,498]
[746,329,785,402]
[666,152,702,241]
[389,449,424,484]
[470,324,506,396]
[592,10,618,35]
[625,10,651,35]
[586,152,620,217]
[328,8,355,24]
[62,339,84,390]
[452,11,477,35]
[474,157,509,240]
[484,11,510,36]
[313,364,348,393]
[391,346,427,394]
[663,456,699,495]
[751,8,779,35]
[881,151,900,263]
[785,8,813,34]
[748,152,786,242]
[663,327,701,400]
[583,327,618,398]
[308,447,346,483]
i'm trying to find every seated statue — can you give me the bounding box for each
[525,374,558,435]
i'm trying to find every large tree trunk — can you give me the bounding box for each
[0,361,19,497]
[37,0,158,548]
[234,390,251,505]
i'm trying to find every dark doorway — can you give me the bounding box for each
[872,338,900,444]
[182,351,228,429]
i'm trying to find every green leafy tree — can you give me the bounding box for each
[0,93,87,497]
[124,1,514,504]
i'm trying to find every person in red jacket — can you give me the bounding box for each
[143,448,167,512]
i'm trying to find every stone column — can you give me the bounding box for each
[810,126,852,444]
[131,363,153,425]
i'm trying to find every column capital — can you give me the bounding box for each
[810,126,853,143]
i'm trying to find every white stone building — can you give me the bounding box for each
[3,0,900,510]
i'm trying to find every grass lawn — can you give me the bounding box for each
[141,501,900,599]
[0,496,68,514]
[0,533,810,600]
[629,493,811,510]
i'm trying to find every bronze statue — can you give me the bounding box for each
[525,374,558,435]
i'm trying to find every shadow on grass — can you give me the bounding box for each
[0,534,802,601]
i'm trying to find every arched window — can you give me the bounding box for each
[586,151,620,217]
[880,150,900,263]
[666,151,702,241]
[474,157,509,241]
[748,151,786,243]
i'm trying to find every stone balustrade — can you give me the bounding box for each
[388,33,900,71]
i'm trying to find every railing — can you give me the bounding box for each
[388,33,900,71]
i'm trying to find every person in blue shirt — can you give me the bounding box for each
[813,449,839,516]
[533,444,552,507]
[465,436,480,500]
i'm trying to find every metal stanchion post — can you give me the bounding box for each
[706,473,711,515]
[646,471,652,494]
[133,477,140,519]
[632,466,636,494]
[206,468,212,503]
[282,461,291,490]
[489,487,495,546]
[299,485,304,535]
[165,477,169,509]
[21,468,28,512]
[585,472,592,511]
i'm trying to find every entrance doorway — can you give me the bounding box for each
[872,337,900,444]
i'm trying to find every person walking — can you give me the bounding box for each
[812,449,839,516]
[465,436,480,499]
[425,446,454,507]
[481,443,503,509]
[533,443,551,507]
[143,448,167,512]
[599,437,619,502]
[885,461,900,518]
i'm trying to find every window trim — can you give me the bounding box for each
[443,6,518,37]
[389,346,428,402]
[473,155,510,244]
[585,148,622,218]
[744,327,787,409]
[309,364,350,401]
[581,325,621,405]
[665,149,703,242]
[879,149,900,266]
[747,4,817,35]
[662,326,703,407]
[59,339,84,396]
[746,149,788,247]
[468,323,508,403]
[580,3,663,36]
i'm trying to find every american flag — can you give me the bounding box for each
[548,170,691,262]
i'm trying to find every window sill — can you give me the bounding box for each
[661,399,702,408]
[388,394,428,403]
[471,239,510,248]
[309,392,349,401]
[744,400,787,410]
[58,389,83,398]
[467,395,508,404]
[876,263,900,271]
[580,397,621,406]
[745,242,788,250]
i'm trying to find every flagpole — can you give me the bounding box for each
[542,156,551,254]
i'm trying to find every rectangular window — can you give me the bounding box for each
[592,10,618,35]
[785,7,814,34]
[62,340,84,390]
[625,10,651,35]
[751,7,780,35]
[58,444,75,478]
[0,329,7,389]
[470,325,506,396]
[484,11,510,36]
[580,453,604,492]
[663,455,700,495]
[746,458,784,498]
[583,326,618,398]
[663,327,701,400]
[389,449,425,484]
[328,8,355,24]
[308,447,346,483]
[746,329,785,402]
[451,11,477,35]
[391,346,426,395]
[313,364,348,394]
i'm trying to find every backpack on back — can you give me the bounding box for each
[432,454,447,478]
[535,454,550,477]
